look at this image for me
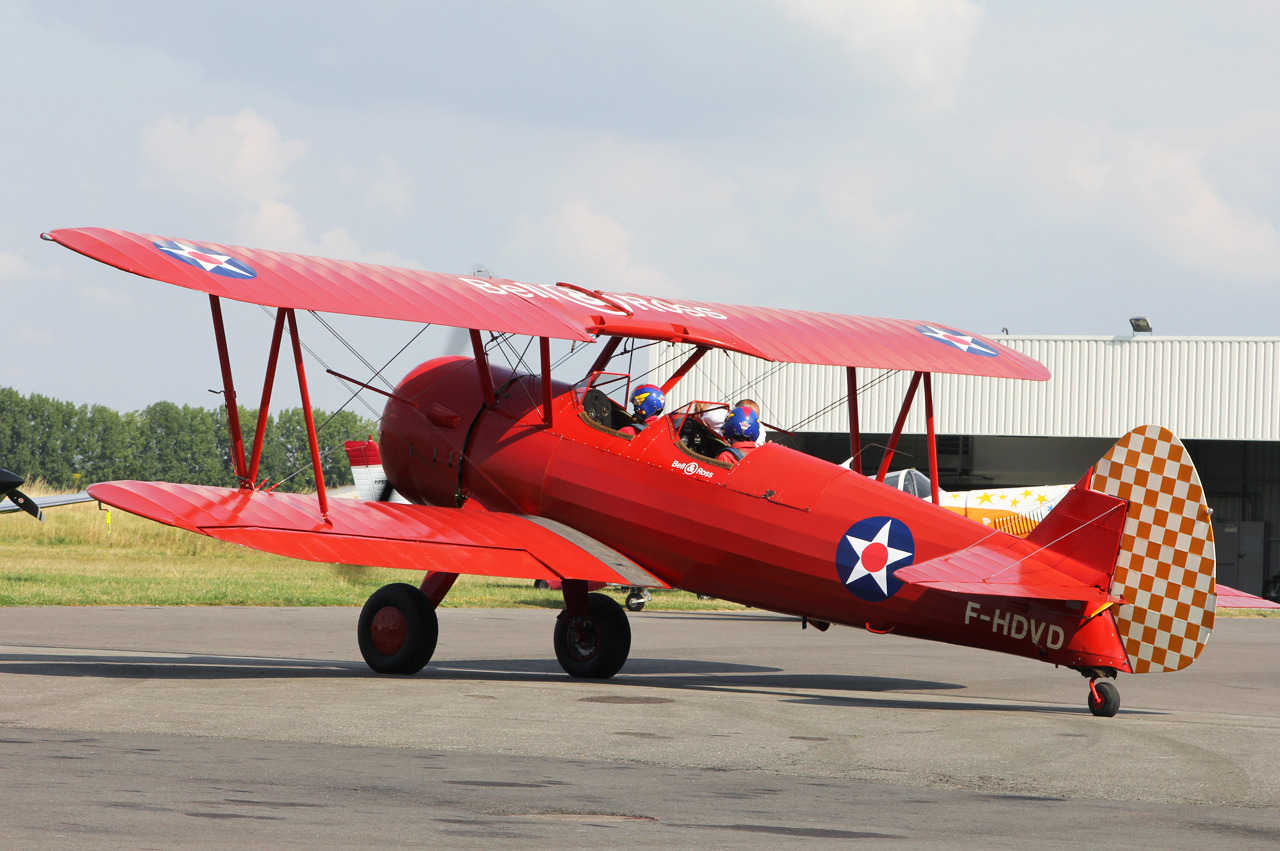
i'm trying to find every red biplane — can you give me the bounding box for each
[43,227,1274,717]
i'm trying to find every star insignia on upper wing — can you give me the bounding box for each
[153,239,256,279]
[915,324,999,357]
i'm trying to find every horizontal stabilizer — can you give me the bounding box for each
[1216,583,1280,610]
[88,481,669,589]
[894,537,1122,611]
[895,478,1128,609]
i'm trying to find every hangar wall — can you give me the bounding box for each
[663,336,1280,440]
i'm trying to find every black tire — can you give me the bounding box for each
[625,594,646,612]
[554,592,631,679]
[533,579,550,590]
[358,583,438,675]
[1088,680,1121,717]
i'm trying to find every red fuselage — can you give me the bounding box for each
[380,357,1128,671]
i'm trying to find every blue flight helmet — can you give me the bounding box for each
[723,406,760,442]
[631,384,665,420]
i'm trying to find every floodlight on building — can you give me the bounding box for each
[1129,316,1152,334]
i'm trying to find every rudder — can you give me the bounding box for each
[1091,425,1216,673]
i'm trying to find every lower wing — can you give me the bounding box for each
[88,481,668,589]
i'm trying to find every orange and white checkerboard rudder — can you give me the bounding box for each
[1091,425,1216,674]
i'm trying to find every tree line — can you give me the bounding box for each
[0,387,375,492]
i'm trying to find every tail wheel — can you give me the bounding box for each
[1088,679,1121,717]
[554,592,631,679]
[358,582,438,675]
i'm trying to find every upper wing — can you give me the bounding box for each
[88,481,669,589]
[45,227,1049,379]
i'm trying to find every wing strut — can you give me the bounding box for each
[923,372,939,505]
[210,296,249,485]
[876,371,923,482]
[540,337,553,427]
[660,345,709,394]
[207,302,330,521]
[589,336,622,375]
[846,366,861,471]
[469,329,496,406]
[247,309,287,487]
[865,370,940,505]
[285,308,330,523]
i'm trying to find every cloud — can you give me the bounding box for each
[817,166,913,248]
[79,284,133,309]
[513,196,674,294]
[0,250,57,282]
[989,117,1280,283]
[18,327,53,345]
[338,154,411,218]
[140,110,419,267]
[142,109,308,209]
[776,0,983,109]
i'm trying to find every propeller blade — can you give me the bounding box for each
[4,489,44,522]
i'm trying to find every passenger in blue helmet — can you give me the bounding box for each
[717,406,760,465]
[619,384,665,435]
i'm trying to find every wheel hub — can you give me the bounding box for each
[370,606,407,656]
[566,617,601,661]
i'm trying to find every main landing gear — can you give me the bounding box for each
[356,581,633,680]
[555,592,632,678]
[357,583,439,675]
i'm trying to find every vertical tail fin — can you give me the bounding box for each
[1091,426,1216,673]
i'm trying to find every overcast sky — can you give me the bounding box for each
[4,1,1280,413]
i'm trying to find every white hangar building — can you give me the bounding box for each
[662,333,1280,600]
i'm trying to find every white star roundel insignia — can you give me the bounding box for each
[916,324,997,357]
[153,239,256,279]
[835,516,915,602]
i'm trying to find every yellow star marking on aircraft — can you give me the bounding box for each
[1022,489,1033,498]
[1036,493,1048,504]
[978,492,993,504]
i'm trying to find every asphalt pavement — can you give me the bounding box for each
[0,606,1278,848]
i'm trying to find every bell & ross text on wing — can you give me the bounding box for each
[461,278,727,319]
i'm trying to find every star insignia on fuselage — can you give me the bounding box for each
[835,516,915,602]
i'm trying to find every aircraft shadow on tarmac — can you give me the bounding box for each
[0,649,1149,716]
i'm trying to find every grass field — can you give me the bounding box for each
[2,483,1273,616]
[0,483,746,611]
